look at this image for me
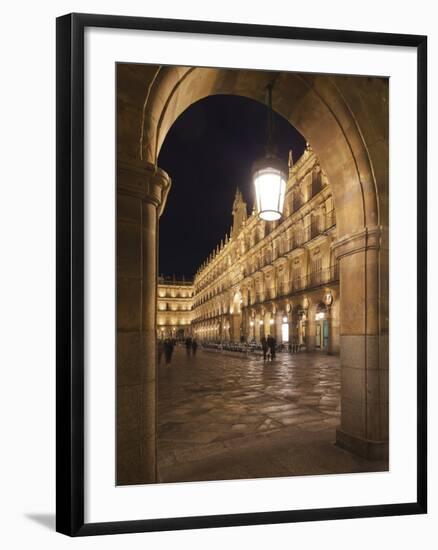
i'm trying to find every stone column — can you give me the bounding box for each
[330,299,341,354]
[334,227,388,460]
[276,313,283,344]
[255,315,262,341]
[242,308,249,342]
[327,307,334,354]
[117,160,171,485]
[230,314,240,342]
[307,302,316,351]
[288,312,294,345]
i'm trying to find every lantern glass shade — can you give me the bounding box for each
[253,163,287,221]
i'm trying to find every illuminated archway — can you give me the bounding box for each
[116,64,389,484]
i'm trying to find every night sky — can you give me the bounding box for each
[158,94,306,280]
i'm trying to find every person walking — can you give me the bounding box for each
[293,338,299,354]
[191,338,198,356]
[261,335,268,361]
[185,337,192,355]
[267,334,276,360]
[157,340,164,365]
[164,338,174,364]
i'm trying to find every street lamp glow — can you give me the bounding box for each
[253,163,287,221]
[252,82,287,222]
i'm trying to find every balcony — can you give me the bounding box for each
[247,265,338,305]
[311,176,323,198]
[293,233,303,249]
[326,208,336,229]
[298,210,337,246]
[265,288,275,300]
[278,281,291,296]
[290,264,339,293]
[293,196,303,212]
[303,220,320,242]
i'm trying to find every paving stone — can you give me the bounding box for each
[156,347,388,482]
[277,414,326,426]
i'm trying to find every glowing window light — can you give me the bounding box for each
[281,323,289,342]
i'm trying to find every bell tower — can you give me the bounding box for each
[231,188,247,239]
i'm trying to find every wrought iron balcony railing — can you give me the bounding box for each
[246,264,339,305]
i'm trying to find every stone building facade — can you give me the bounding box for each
[190,145,340,353]
[157,277,194,340]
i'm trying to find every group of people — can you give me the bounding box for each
[157,338,175,364]
[185,337,198,356]
[260,334,277,361]
[158,337,200,366]
[159,334,295,365]
[288,340,301,354]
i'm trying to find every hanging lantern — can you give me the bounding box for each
[253,82,287,222]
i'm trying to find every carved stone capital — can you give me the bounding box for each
[332,226,388,260]
[117,159,171,216]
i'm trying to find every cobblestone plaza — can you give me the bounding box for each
[157,347,386,483]
[117,64,389,484]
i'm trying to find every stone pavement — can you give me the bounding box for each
[157,346,388,483]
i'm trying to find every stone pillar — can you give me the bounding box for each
[264,316,271,339]
[117,160,171,485]
[330,299,341,354]
[276,313,283,344]
[334,227,388,460]
[307,303,316,351]
[242,309,249,342]
[327,307,334,354]
[230,314,241,342]
[255,316,262,341]
[288,312,294,345]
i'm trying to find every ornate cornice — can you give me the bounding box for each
[117,159,171,215]
[332,226,388,260]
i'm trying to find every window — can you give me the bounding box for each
[310,257,322,285]
[293,267,302,290]
[312,170,323,196]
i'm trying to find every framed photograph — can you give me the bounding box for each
[56,13,427,536]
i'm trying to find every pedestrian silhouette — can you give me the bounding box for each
[164,338,174,364]
[185,337,192,355]
[157,340,164,364]
[261,336,268,361]
[267,334,276,360]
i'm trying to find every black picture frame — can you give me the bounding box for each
[56,12,427,537]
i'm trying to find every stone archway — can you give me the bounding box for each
[117,64,388,484]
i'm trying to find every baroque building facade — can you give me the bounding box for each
[190,145,340,353]
[157,276,194,339]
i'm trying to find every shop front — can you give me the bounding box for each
[315,302,329,351]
